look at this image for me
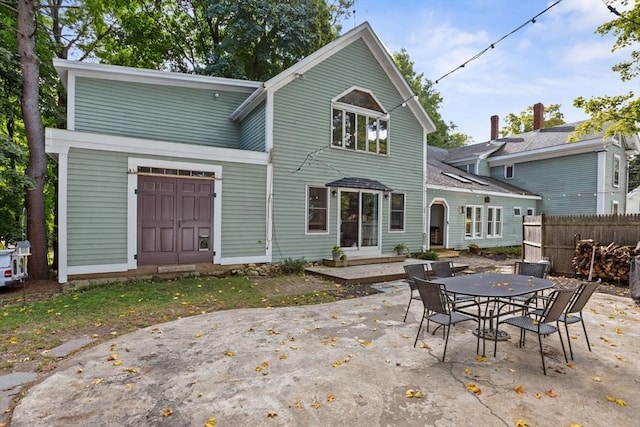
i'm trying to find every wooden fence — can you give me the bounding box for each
[523,214,640,276]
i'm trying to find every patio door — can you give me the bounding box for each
[339,190,380,252]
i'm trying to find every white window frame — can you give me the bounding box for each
[526,207,535,216]
[305,186,329,234]
[388,192,406,232]
[613,154,620,188]
[513,207,522,216]
[486,206,503,238]
[331,88,388,155]
[612,200,619,215]
[465,205,482,239]
[505,164,514,179]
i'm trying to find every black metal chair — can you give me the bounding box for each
[508,261,549,309]
[413,278,480,362]
[497,289,573,375]
[403,263,428,322]
[533,281,599,360]
[427,261,455,279]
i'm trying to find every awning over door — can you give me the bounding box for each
[325,177,392,192]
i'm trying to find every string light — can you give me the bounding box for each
[602,0,640,26]
[434,0,564,84]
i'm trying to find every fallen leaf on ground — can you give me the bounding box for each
[616,399,627,406]
[267,412,278,418]
[205,417,217,427]
[515,418,529,426]
[533,393,542,399]
[311,401,321,409]
[464,367,471,375]
[545,389,558,398]
[592,376,601,382]
[476,355,486,362]
[514,385,525,395]
[327,393,335,402]
[466,384,482,395]
[162,408,172,417]
[224,351,235,357]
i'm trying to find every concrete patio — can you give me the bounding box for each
[10,282,639,426]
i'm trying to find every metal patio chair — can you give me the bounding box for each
[532,281,599,360]
[403,263,428,322]
[497,289,573,375]
[508,261,550,309]
[427,261,475,307]
[413,278,480,362]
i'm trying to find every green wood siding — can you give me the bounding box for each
[490,152,598,215]
[239,102,266,152]
[67,149,128,266]
[270,39,426,261]
[65,148,268,267]
[219,164,267,257]
[74,77,249,148]
[427,190,537,250]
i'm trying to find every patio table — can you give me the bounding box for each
[434,273,554,355]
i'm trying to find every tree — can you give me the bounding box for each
[500,104,565,136]
[571,0,640,140]
[16,0,48,279]
[393,48,469,148]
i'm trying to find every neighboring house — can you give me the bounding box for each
[46,22,435,283]
[627,186,640,214]
[426,146,540,251]
[445,103,640,216]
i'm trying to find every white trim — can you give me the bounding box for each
[45,128,269,165]
[428,198,449,249]
[597,150,606,214]
[57,152,69,283]
[388,192,406,233]
[265,91,274,153]
[504,164,514,179]
[426,184,541,200]
[612,200,620,214]
[128,158,224,269]
[488,137,608,166]
[67,73,75,131]
[54,58,261,91]
[423,136,428,249]
[68,263,129,276]
[465,205,483,239]
[513,207,522,216]
[265,163,274,258]
[220,255,271,265]
[486,206,503,238]
[526,207,536,216]
[305,185,330,235]
[613,154,621,188]
[331,86,387,114]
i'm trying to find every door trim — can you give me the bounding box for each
[128,158,222,268]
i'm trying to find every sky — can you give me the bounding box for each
[339,0,636,143]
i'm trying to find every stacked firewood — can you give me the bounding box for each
[573,240,640,282]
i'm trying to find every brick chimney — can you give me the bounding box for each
[533,102,544,131]
[490,115,499,140]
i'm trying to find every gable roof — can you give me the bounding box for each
[230,22,436,134]
[448,121,640,167]
[427,146,539,199]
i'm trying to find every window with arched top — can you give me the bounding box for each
[331,88,388,155]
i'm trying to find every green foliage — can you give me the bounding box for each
[571,0,640,139]
[483,245,522,257]
[415,249,439,260]
[281,257,307,274]
[393,49,469,148]
[500,104,565,136]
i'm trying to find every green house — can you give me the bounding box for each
[46,23,435,283]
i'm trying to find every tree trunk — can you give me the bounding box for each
[17,0,49,280]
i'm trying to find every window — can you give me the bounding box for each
[389,193,405,232]
[526,207,535,216]
[613,155,620,187]
[513,207,522,216]
[487,207,502,238]
[465,163,476,174]
[465,206,482,238]
[505,164,514,179]
[612,201,619,215]
[331,89,388,155]
[307,186,328,233]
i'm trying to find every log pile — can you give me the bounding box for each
[572,240,640,282]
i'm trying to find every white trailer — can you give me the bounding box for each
[0,241,30,287]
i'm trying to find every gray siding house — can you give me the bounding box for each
[445,104,640,216]
[46,23,435,283]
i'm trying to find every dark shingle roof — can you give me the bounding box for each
[325,177,393,192]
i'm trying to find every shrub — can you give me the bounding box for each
[281,257,307,274]
[416,249,439,260]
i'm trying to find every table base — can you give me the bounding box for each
[474,327,510,341]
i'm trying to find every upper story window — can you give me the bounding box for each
[505,164,514,179]
[613,155,620,187]
[331,88,388,155]
[465,163,476,174]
